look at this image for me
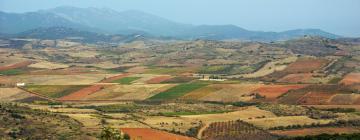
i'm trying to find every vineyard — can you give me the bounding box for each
[201,120,277,140]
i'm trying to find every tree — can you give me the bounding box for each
[100,126,130,140]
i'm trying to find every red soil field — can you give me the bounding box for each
[120,128,195,140]
[58,85,106,101]
[296,92,335,105]
[277,73,313,83]
[146,76,173,84]
[340,73,360,85]
[284,58,328,73]
[254,85,306,101]
[100,73,131,83]
[0,61,33,71]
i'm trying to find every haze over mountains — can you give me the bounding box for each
[0,6,340,41]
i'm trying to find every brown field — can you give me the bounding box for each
[0,60,33,71]
[340,73,360,85]
[277,73,313,83]
[0,88,34,102]
[278,91,308,105]
[297,92,335,105]
[0,74,115,85]
[329,94,360,105]
[245,116,331,129]
[146,75,173,84]
[254,85,306,101]
[80,84,174,100]
[59,85,106,101]
[198,84,263,102]
[270,127,360,137]
[120,128,195,140]
[283,58,328,73]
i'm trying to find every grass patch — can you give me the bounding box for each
[24,85,87,98]
[149,83,208,100]
[0,69,24,75]
[111,77,141,84]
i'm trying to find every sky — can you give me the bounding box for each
[0,0,359,37]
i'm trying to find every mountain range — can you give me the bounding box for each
[0,6,341,41]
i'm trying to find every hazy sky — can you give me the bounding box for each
[1,0,359,37]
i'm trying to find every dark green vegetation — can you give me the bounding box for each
[0,69,24,75]
[100,126,130,140]
[23,85,87,98]
[111,77,141,84]
[79,104,139,113]
[149,83,208,100]
[0,103,85,139]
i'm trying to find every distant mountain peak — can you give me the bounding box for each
[0,6,341,41]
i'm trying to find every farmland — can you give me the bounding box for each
[149,83,208,100]
[0,31,359,140]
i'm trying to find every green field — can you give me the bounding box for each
[111,77,141,84]
[0,69,24,75]
[24,85,87,98]
[149,83,208,100]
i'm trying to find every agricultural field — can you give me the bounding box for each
[24,85,87,98]
[111,77,141,84]
[197,84,263,102]
[28,61,69,69]
[245,116,331,129]
[0,74,116,85]
[0,88,36,102]
[79,84,174,100]
[121,128,195,140]
[340,73,360,85]
[1,30,360,140]
[149,83,208,100]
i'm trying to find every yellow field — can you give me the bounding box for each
[0,74,118,85]
[0,88,33,101]
[28,61,69,69]
[245,116,332,129]
[82,84,175,100]
[143,116,198,133]
[198,84,263,102]
[181,106,276,123]
[242,56,297,78]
